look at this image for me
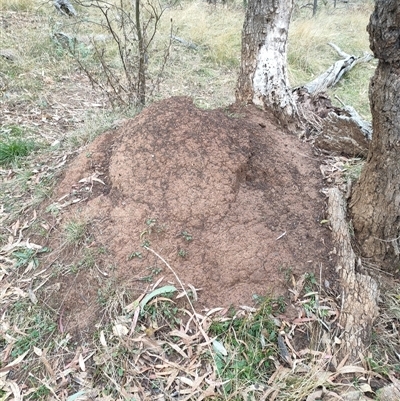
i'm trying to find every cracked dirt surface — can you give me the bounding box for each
[42,97,335,334]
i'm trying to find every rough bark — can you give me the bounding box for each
[236,0,297,127]
[350,0,400,267]
[315,105,371,157]
[328,188,379,363]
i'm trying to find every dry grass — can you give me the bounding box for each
[289,2,375,119]
[164,1,242,67]
[0,0,37,12]
[1,0,375,113]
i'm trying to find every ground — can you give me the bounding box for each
[39,96,336,336]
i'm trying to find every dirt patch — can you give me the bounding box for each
[43,97,335,334]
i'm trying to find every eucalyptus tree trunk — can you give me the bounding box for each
[350,0,400,269]
[236,0,297,127]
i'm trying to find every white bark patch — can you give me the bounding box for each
[252,7,295,117]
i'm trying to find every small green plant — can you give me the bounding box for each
[178,249,187,258]
[29,384,51,400]
[141,239,151,248]
[68,264,79,274]
[98,246,108,254]
[128,251,142,260]
[146,218,157,226]
[181,231,193,242]
[140,266,163,282]
[12,246,48,269]
[79,248,96,269]
[274,295,286,314]
[97,283,117,307]
[365,357,390,376]
[304,272,317,292]
[278,266,294,284]
[253,294,286,313]
[46,203,62,216]
[12,248,39,269]
[0,124,25,137]
[0,138,36,166]
[343,160,364,182]
[140,218,165,240]
[141,297,180,327]
[11,308,56,358]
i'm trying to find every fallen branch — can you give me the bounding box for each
[171,35,198,50]
[54,0,77,16]
[303,43,373,94]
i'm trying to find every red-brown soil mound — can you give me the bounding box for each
[45,97,334,333]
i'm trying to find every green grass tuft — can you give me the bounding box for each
[0,138,36,165]
[10,303,57,358]
[209,298,281,395]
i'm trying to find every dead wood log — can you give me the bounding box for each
[327,188,379,363]
[296,43,373,157]
[54,0,77,16]
[171,35,198,50]
[315,105,372,157]
[303,43,373,95]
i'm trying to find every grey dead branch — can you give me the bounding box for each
[171,35,199,50]
[303,43,373,95]
[53,32,111,49]
[299,43,373,157]
[0,48,20,63]
[376,381,400,401]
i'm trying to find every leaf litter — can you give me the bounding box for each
[0,220,393,400]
